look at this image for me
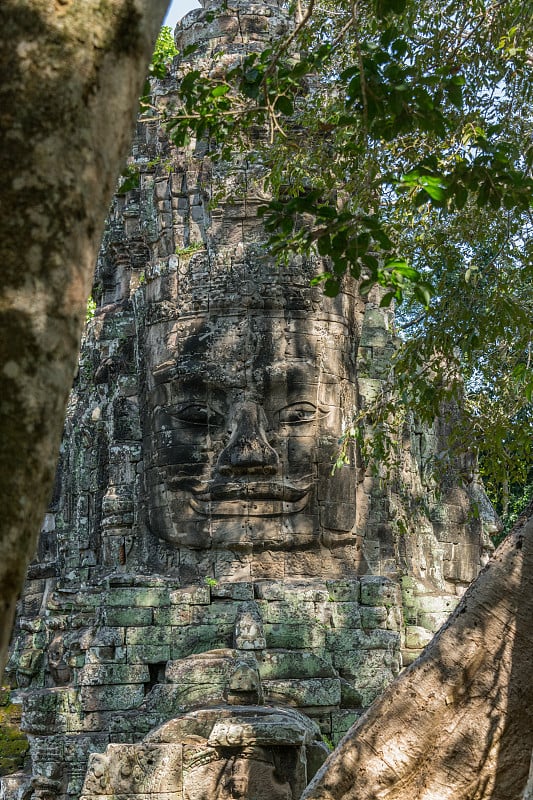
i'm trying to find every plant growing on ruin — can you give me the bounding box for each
[85,297,97,323]
[157,0,533,502]
[175,241,204,256]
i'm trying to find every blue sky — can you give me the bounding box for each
[164,0,201,28]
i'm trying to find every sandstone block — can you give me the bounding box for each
[80,627,125,648]
[165,654,235,684]
[127,645,171,664]
[153,606,191,626]
[331,709,361,743]
[171,624,233,658]
[169,585,210,605]
[82,742,183,796]
[262,677,341,708]
[102,607,152,627]
[21,688,79,735]
[360,576,401,607]
[417,610,449,631]
[106,587,171,608]
[126,627,173,646]
[77,664,149,686]
[332,648,391,678]
[254,582,329,602]
[401,648,424,666]
[258,650,335,680]
[415,594,458,614]
[144,682,226,711]
[80,684,144,712]
[325,579,360,602]
[325,628,365,652]
[360,605,388,629]
[210,582,254,600]
[264,623,326,650]
[339,678,363,708]
[85,646,127,665]
[257,600,316,624]
[207,712,311,747]
[191,603,238,626]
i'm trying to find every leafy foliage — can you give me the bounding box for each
[85,296,97,323]
[150,25,179,78]
[118,27,179,193]
[145,0,533,498]
[495,478,533,543]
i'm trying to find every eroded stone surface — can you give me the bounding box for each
[2,0,498,798]
[81,706,324,800]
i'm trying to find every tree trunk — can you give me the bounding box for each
[0,0,169,678]
[303,508,533,800]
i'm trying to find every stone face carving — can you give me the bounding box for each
[143,286,358,554]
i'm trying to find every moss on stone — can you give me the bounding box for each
[0,691,29,776]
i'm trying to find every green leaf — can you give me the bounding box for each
[391,38,408,57]
[274,95,294,116]
[362,254,379,273]
[323,278,340,297]
[183,43,198,57]
[310,272,332,286]
[211,84,230,98]
[359,278,375,295]
[317,236,333,256]
[317,205,337,220]
[414,189,430,207]
[349,262,362,280]
[413,284,432,307]
[445,78,463,109]
[452,182,468,209]
[244,67,260,83]
[340,65,360,81]
[386,261,419,280]
[419,176,446,201]
[380,291,396,307]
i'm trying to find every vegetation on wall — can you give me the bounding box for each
[0,688,28,776]
[151,0,533,509]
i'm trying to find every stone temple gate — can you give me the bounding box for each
[2,1,498,799]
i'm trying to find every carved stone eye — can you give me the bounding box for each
[277,402,318,425]
[170,403,224,426]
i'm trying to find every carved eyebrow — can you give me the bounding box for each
[264,362,318,383]
[153,361,244,388]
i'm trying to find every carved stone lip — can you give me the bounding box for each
[189,479,311,517]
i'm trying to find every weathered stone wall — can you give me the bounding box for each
[2,1,498,799]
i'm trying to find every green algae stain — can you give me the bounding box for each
[0,689,29,776]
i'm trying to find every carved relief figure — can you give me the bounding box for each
[47,635,72,687]
[143,264,361,555]
[183,749,293,800]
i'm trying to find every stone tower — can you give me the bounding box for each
[2,2,497,799]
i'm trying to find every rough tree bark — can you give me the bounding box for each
[302,508,533,800]
[0,0,169,678]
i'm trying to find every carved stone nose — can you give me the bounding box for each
[216,401,279,476]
